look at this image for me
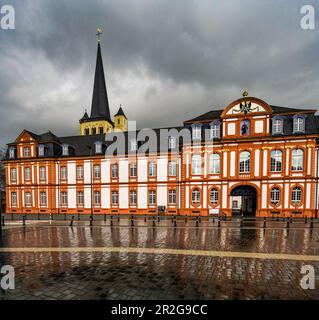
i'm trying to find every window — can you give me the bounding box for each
[61,192,67,206]
[209,153,220,174]
[293,117,305,133]
[94,165,101,179]
[111,191,118,205]
[291,186,302,206]
[94,191,100,205]
[39,166,46,181]
[149,190,156,205]
[240,120,250,136]
[25,167,31,181]
[60,166,67,180]
[192,154,202,175]
[168,190,176,205]
[11,192,17,206]
[24,147,30,158]
[168,161,177,176]
[77,191,84,206]
[77,166,83,179]
[11,168,17,181]
[130,163,137,177]
[149,162,156,177]
[168,137,176,149]
[95,142,102,154]
[38,145,45,156]
[92,128,96,134]
[270,187,280,205]
[85,128,89,135]
[210,122,220,139]
[99,127,103,134]
[270,150,282,172]
[239,151,250,173]
[272,118,283,134]
[62,144,69,156]
[191,188,200,205]
[40,192,46,206]
[9,147,15,159]
[25,192,32,206]
[291,149,303,172]
[192,124,201,140]
[130,190,137,205]
[210,188,219,205]
[111,164,118,178]
[130,139,137,151]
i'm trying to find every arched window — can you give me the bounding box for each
[291,186,302,206]
[273,118,283,134]
[270,187,280,205]
[240,120,250,136]
[191,188,201,205]
[291,149,303,171]
[210,122,220,139]
[210,188,219,205]
[239,151,250,173]
[293,116,305,133]
[192,154,202,175]
[209,153,220,174]
[270,150,282,172]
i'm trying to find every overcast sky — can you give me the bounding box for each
[0,0,318,146]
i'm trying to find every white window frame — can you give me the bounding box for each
[95,142,102,154]
[39,166,46,181]
[25,192,32,206]
[270,187,280,205]
[61,191,67,206]
[77,191,84,206]
[77,165,83,179]
[273,118,283,134]
[270,150,282,172]
[130,139,137,152]
[192,154,202,175]
[40,192,46,206]
[94,191,101,205]
[94,165,101,179]
[239,151,250,173]
[168,137,176,149]
[192,125,201,140]
[293,117,305,133]
[210,188,219,205]
[11,168,17,181]
[149,162,156,177]
[149,190,156,205]
[291,149,303,172]
[209,153,220,174]
[11,192,17,206]
[130,163,137,177]
[291,186,302,205]
[9,147,15,159]
[168,161,177,176]
[111,164,118,178]
[25,167,31,181]
[60,166,67,180]
[210,122,220,139]
[62,144,69,156]
[24,147,30,158]
[38,145,45,157]
[168,189,176,205]
[191,188,200,205]
[111,191,118,205]
[130,190,137,205]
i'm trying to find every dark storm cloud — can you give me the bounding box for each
[0,0,319,146]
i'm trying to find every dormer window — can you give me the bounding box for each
[293,116,305,133]
[130,139,137,151]
[9,147,15,159]
[95,141,102,154]
[210,122,220,139]
[38,144,45,157]
[272,118,283,134]
[168,136,176,149]
[192,124,201,140]
[62,144,69,156]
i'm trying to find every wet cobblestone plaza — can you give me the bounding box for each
[0,216,319,300]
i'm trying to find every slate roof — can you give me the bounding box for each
[115,106,126,118]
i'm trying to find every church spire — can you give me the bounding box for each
[90,28,111,122]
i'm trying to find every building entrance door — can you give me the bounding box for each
[230,186,257,216]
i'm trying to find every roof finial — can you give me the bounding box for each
[242,90,249,97]
[96,27,102,43]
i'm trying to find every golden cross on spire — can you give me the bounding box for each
[96,27,103,42]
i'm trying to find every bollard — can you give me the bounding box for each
[2,215,5,227]
[263,217,266,229]
[198,216,201,223]
[217,216,221,228]
[69,215,74,227]
[196,217,199,228]
[144,214,147,223]
[110,219,113,227]
[310,217,314,229]
[185,216,187,223]
[289,217,293,224]
[118,215,120,222]
[174,219,177,228]
[78,212,81,221]
[131,216,134,227]
[152,216,155,227]
[171,215,174,223]
[89,215,93,227]
[304,216,308,224]
[104,214,106,222]
[286,219,290,229]
[157,215,160,223]
[22,215,26,226]
[277,216,280,222]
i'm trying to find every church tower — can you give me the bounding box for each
[80,28,127,135]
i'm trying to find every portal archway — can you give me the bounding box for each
[230,185,257,216]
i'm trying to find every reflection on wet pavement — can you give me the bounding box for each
[0,219,318,300]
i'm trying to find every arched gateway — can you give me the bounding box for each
[230,185,257,216]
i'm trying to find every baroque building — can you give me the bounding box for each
[4,36,319,218]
